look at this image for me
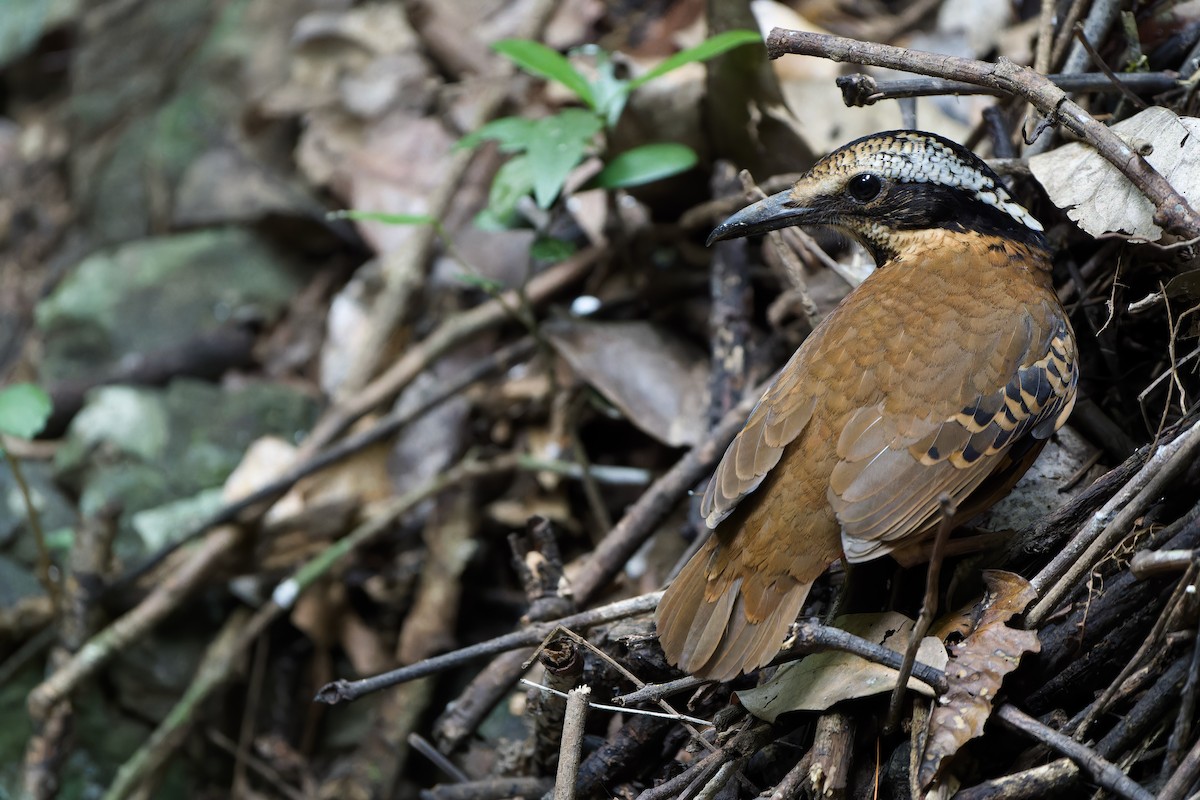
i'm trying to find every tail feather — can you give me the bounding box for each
[655,538,815,681]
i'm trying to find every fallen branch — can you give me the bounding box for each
[996,706,1153,800]
[314,593,662,704]
[834,71,1180,107]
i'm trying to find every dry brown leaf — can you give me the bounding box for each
[918,570,1041,790]
[261,4,422,117]
[738,612,949,723]
[339,608,395,677]
[544,319,710,447]
[290,580,345,651]
[263,3,450,257]
[345,113,455,254]
[1028,106,1200,241]
[224,434,391,541]
[175,146,318,227]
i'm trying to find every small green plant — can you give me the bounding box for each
[0,382,57,604]
[460,30,762,228]
[0,382,51,441]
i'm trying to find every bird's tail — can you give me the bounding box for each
[655,537,815,681]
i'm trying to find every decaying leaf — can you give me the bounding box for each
[738,612,949,723]
[1028,106,1200,241]
[544,318,710,447]
[918,570,1041,790]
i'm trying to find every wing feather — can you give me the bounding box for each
[831,314,1076,557]
[701,352,818,527]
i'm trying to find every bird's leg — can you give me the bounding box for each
[824,554,853,623]
[884,495,957,735]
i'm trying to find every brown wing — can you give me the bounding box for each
[660,345,828,680]
[700,349,818,528]
[829,311,1077,562]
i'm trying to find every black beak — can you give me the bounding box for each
[707,189,813,246]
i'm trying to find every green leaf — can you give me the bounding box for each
[531,237,577,262]
[44,527,75,552]
[628,29,762,90]
[589,143,697,189]
[526,109,602,208]
[473,207,512,231]
[328,210,438,227]
[459,116,538,152]
[582,47,631,127]
[0,383,52,440]
[487,155,537,221]
[494,39,595,108]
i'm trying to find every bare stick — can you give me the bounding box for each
[613,675,708,706]
[1130,548,1195,578]
[767,750,814,800]
[1163,609,1200,782]
[1028,420,1200,625]
[422,777,554,800]
[1071,24,1147,110]
[886,496,955,733]
[835,71,1178,106]
[118,338,536,588]
[995,705,1153,800]
[636,747,726,800]
[552,686,591,800]
[27,526,243,719]
[810,712,854,798]
[772,619,948,694]
[953,759,1080,800]
[765,28,1200,238]
[1159,726,1200,800]
[314,593,661,704]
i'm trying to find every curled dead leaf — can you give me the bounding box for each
[1028,106,1200,241]
[918,570,1040,790]
[544,319,710,447]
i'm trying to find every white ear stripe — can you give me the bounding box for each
[836,133,1044,233]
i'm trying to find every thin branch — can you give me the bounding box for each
[1071,23,1147,110]
[1029,419,1200,625]
[552,686,590,800]
[314,593,662,704]
[886,496,955,733]
[2,450,58,611]
[766,28,1200,238]
[772,619,949,694]
[835,71,1178,106]
[996,706,1153,800]
[613,675,709,706]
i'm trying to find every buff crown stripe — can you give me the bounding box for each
[825,133,1044,233]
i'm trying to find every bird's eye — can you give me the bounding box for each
[847,173,883,203]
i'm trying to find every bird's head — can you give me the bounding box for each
[708,130,1046,263]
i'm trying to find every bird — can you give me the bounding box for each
[655,130,1078,681]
